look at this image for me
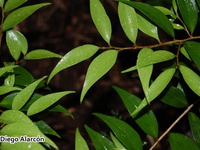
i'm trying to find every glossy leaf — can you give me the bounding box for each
[3,3,51,31]
[24,49,62,60]
[161,86,188,108]
[35,120,60,138]
[113,86,158,138]
[0,0,4,7]
[118,2,138,44]
[137,14,160,42]
[27,91,75,116]
[75,128,89,150]
[1,142,45,150]
[0,86,21,95]
[48,44,99,83]
[173,23,184,30]
[4,0,28,12]
[132,68,176,116]
[0,65,18,77]
[169,133,199,150]
[110,133,126,150]
[49,105,73,118]
[172,0,178,14]
[180,47,191,60]
[154,6,175,17]
[188,112,200,147]
[12,76,46,110]
[80,50,118,102]
[119,0,174,37]
[85,125,116,150]
[94,113,143,150]
[176,0,198,34]
[179,65,200,96]
[6,29,28,60]
[90,0,111,45]
[184,41,200,69]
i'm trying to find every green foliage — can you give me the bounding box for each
[0,0,200,149]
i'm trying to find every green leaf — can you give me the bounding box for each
[154,6,175,17]
[35,120,60,138]
[110,132,127,150]
[48,44,99,83]
[0,65,18,77]
[184,41,200,69]
[196,0,200,8]
[180,47,192,60]
[0,92,18,109]
[0,86,21,95]
[188,112,200,147]
[49,105,73,118]
[24,49,62,60]
[137,14,160,42]
[94,113,143,150]
[132,67,176,116]
[113,86,158,138]
[90,0,112,45]
[80,50,118,102]
[0,0,4,7]
[4,0,28,12]
[1,142,45,150]
[169,133,199,150]
[118,2,138,44]
[27,91,75,116]
[179,65,200,96]
[172,0,178,14]
[161,86,188,108]
[12,76,46,110]
[119,0,174,37]
[85,125,116,150]
[173,23,184,30]
[6,29,28,60]
[176,0,198,34]
[3,3,51,31]
[75,128,89,150]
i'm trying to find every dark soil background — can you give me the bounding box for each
[1,0,194,149]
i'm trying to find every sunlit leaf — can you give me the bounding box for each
[137,14,160,42]
[132,67,176,116]
[184,41,200,69]
[169,133,199,150]
[85,125,116,150]
[94,113,142,150]
[12,76,46,110]
[90,0,112,45]
[110,132,127,150]
[113,86,158,138]
[3,3,51,31]
[118,2,138,44]
[119,0,174,37]
[1,142,45,150]
[161,86,188,108]
[48,44,99,83]
[75,128,89,150]
[80,50,118,102]
[4,0,28,12]
[188,112,200,147]
[0,86,21,95]
[176,0,198,34]
[27,91,75,116]
[24,49,62,60]
[179,65,200,96]
[35,120,60,138]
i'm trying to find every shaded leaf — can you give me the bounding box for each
[169,133,199,150]
[80,50,118,102]
[113,86,158,138]
[49,105,73,118]
[48,44,99,83]
[0,92,18,109]
[180,47,191,60]
[188,112,200,147]
[0,65,18,77]
[154,6,175,17]
[24,49,62,60]
[90,0,111,45]
[35,120,60,138]
[85,125,116,150]
[118,2,138,44]
[3,3,50,31]
[176,0,198,34]
[94,113,142,150]
[110,133,127,150]
[137,14,160,42]
[179,65,200,96]
[6,29,28,60]
[0,0,4,7]
[0,86,21,95]
[27,91,75,116]
[4,0,28,12]
[75,128,89,150]
[161,86,188,108]
[12,76,46,110]
[119,0,174,37]
[1,142,45,150]
[172,0,178,14]
[184,41,200,69]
